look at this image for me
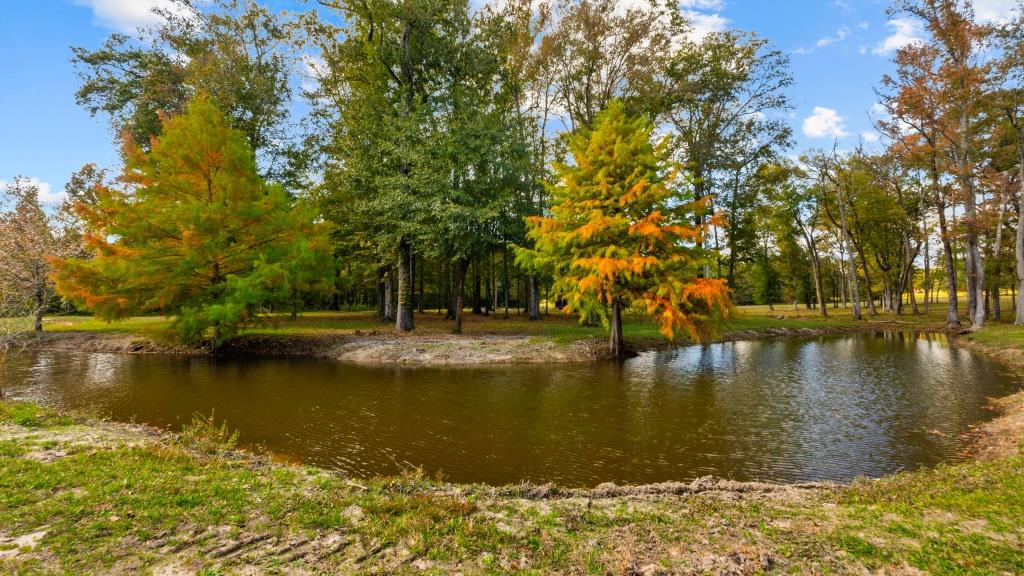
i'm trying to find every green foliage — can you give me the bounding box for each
[308,0,459,262]
[749,259,783,306]
[71,0,298,184]
[52,96,333,347]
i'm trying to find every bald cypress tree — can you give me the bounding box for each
[518,101,731,358]
[52,96,331,347]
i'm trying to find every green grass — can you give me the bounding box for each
[0,402,74,428]
[964,323,1024,349]
[17,303,929,345]
[0,400,1022,574]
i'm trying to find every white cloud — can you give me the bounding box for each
[0,177,64,205]
[679,0,724,9]
[870,102,889,118]
[300,54,327,93]
[974,0,1018,23]
[861,131,880,143]
[803,106,849,139]
[872,17,925,55]
[683,10,728,41]
[72,0,192,33]
[816,26,850,47]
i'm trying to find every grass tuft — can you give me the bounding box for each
[176,410,240,454]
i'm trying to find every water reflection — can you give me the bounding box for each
[3,331,1018,487]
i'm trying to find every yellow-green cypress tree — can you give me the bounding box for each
[518,101,731,357]
[52,95,331,347]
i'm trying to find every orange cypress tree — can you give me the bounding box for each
[51,95,332,346]
[518,101,731,357]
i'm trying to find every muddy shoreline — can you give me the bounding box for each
[9,320,957,366]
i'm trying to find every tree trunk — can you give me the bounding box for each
[839,247,848,308]
[836,182,861,320]
[472,256,483,314]
[967,233,985,329]
[502,248,510,319]
[991,194,1006,321]
[417,254,425,314]
[33,293,44,332]
[384,271,394,322]
[609,299,624,358]
[958,111,985,330]
[439,261,447,316]
[527,275,541,320]
[395,241,415,332]
[444,261,456,320]
[1013,131,1024,324]
[452,258,470,333]
[923,215,931,315]
[377,266,390,322]
[332,260,342,311]
[484,252,491,316]
[803,229,827,318]
[492,251,499,313]
[856,243,878,316]
[935,185,960,327]
[694,165,710,278]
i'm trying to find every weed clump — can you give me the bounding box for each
[178,410,239,454]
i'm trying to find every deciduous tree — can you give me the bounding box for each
[52,96,330,347]
[0,178,77,332]
[518,101,730,357]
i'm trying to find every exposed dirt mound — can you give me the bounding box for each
[14,331,610,365]
[6,331,196,355]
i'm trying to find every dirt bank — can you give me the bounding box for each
[5,330,200,355]
[951,336,1024,460]
[10,330,610,365]
[0,408,836,574]
[223,332,610,365]
[11,321,951,366]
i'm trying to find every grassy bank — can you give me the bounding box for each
[1,397,1022,575]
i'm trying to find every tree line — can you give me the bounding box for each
[1,0,1022,355]
[739,0,1024,334]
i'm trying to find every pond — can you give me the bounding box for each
[3,331,1019,487]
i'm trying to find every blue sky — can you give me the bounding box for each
[0,0,1017,204]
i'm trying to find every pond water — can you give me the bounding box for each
[3,331,1019,487]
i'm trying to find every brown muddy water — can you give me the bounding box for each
[3,331,1019,487]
